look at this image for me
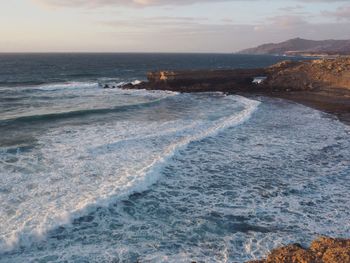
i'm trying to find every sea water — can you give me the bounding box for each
[0,54,349,262]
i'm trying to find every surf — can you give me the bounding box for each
[0,83,176,123]
[0,93,260,253]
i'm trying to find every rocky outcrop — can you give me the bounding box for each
[123,68,267,92]
[247,237,350,263]
[124,57,350,93]
[265,57,350,91]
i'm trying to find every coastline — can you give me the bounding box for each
[239,90,350,125]
[118,57,350,260]
[122,57,350,125]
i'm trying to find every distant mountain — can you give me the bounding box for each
[238,38,350,56]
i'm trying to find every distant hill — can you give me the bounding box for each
[238,38,350,56]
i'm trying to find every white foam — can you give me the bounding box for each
[0,84,177,122]
[36,81,98,91]
[131,80,142,85]
[0,94,259,252]
[0,81,99,92]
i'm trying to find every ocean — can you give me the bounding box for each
[0,53,349,263]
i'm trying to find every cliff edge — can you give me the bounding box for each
[265,57,350,91]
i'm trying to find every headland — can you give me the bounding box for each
[122,57,350,124]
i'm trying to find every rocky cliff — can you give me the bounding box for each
[247,237,350,263]
[265,57,350,91]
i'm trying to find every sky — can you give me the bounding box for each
[1,0,350,52]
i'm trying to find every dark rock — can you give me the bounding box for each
[125,57,350,93]
[128,69,267,93]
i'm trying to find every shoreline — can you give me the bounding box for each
[238,90,350,125]
[122,57,350,125]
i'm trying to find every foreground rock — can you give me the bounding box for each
[247,237,350,263]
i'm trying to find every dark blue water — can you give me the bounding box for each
[0,53,299,87]
[0,54,349,263]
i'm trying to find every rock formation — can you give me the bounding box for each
[124,57,350,93]
[265,57,350,91]
[123,68,267,92]
[120,57,350,124]
[247,237,350,263]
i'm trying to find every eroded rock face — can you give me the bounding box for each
[247,237,350,263]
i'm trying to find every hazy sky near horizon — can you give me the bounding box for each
[1,0,350,52]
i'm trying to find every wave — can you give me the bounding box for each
[35,81,98,91]
[131,80,142,85]
[0,95,260,253]
[0,97,168,124]
[0,86,178,123]
[0,81,98,93]
[0,81,46,88]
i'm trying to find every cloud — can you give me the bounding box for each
[33,0,350,8]
[279,5,304,12]
[98,18,350,52]
[267,15,309,28]
[101,16,208,30]
[27,0,350,52]
[32,0,232,8]
[323,5,350,21]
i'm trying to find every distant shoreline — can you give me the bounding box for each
[237,38,350,58]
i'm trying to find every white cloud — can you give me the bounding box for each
[33,0,350,8]
[323,5,350,21]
